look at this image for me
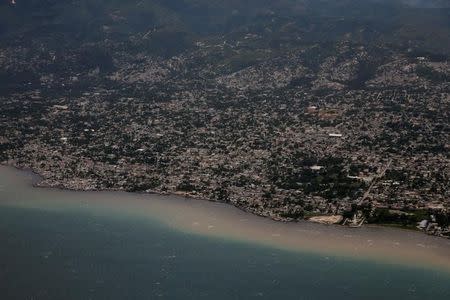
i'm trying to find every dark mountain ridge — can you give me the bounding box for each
[1,0,449,54]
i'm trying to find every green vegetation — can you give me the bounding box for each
[416,65,450,83]
[368,209,428,228]
[367,209,450,230]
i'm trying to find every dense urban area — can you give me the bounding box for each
[1,0,449,238]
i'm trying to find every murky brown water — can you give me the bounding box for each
[1,165,450,272]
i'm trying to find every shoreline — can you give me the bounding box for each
[2,164,450,272]
[2,163,433,234]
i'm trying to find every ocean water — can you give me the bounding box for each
[1,167,450,299]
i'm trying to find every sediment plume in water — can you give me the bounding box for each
[1,165,450,272]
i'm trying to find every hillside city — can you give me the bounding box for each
[1,0,449,238]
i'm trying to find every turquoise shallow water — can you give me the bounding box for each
[1,205,450,300]
[1,166,450,299]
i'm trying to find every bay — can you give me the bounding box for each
[1,166,450,299]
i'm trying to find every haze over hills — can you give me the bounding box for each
[1,0,449,87]
[0,0,449,236]
[401,0,450,8]
[1,0,450,51]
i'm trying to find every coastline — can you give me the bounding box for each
[1,164,450,273]
[1,163,433,233]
